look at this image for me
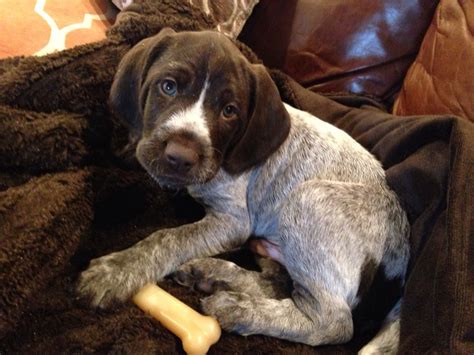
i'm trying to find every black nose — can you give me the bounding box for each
[164,140,199,173]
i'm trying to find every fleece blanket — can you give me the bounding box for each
[0,1,473,353]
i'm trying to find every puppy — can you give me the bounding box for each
[77,28,409,351]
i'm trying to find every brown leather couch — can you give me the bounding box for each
[239,0,474,122]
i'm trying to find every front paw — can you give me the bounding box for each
[76,250,148,308]
[172,258,233,294]
[201,291,254,335]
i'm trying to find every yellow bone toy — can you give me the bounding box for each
[133,284,221,355]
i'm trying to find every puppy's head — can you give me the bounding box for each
[110,28,290,189]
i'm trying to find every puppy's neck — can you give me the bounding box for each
[187,169,251,216]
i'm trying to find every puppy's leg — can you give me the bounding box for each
[358,299,401,355]
[76,212,249,308]
[202,284,353,345]
[172,258,291,299]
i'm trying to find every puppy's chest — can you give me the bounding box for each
[188,170,250,217]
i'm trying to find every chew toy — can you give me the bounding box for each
[133,284,221,355]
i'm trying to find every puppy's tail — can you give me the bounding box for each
[358,299,402,355]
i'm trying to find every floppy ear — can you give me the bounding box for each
[224,64,291,174]
[109,27,176,136]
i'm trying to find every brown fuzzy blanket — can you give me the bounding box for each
[1,1,473,353]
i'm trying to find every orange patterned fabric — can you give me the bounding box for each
[0,0,117,58]
[393,0,474,122]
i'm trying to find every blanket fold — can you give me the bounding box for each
[0,1,472,353]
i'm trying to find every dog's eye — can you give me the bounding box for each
[222,104,238,120]
[161,79,177,97]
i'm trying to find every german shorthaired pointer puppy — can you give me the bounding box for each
[77,29,410,353]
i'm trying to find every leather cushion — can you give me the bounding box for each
[393,0,474,122]
[239,0,439,103]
